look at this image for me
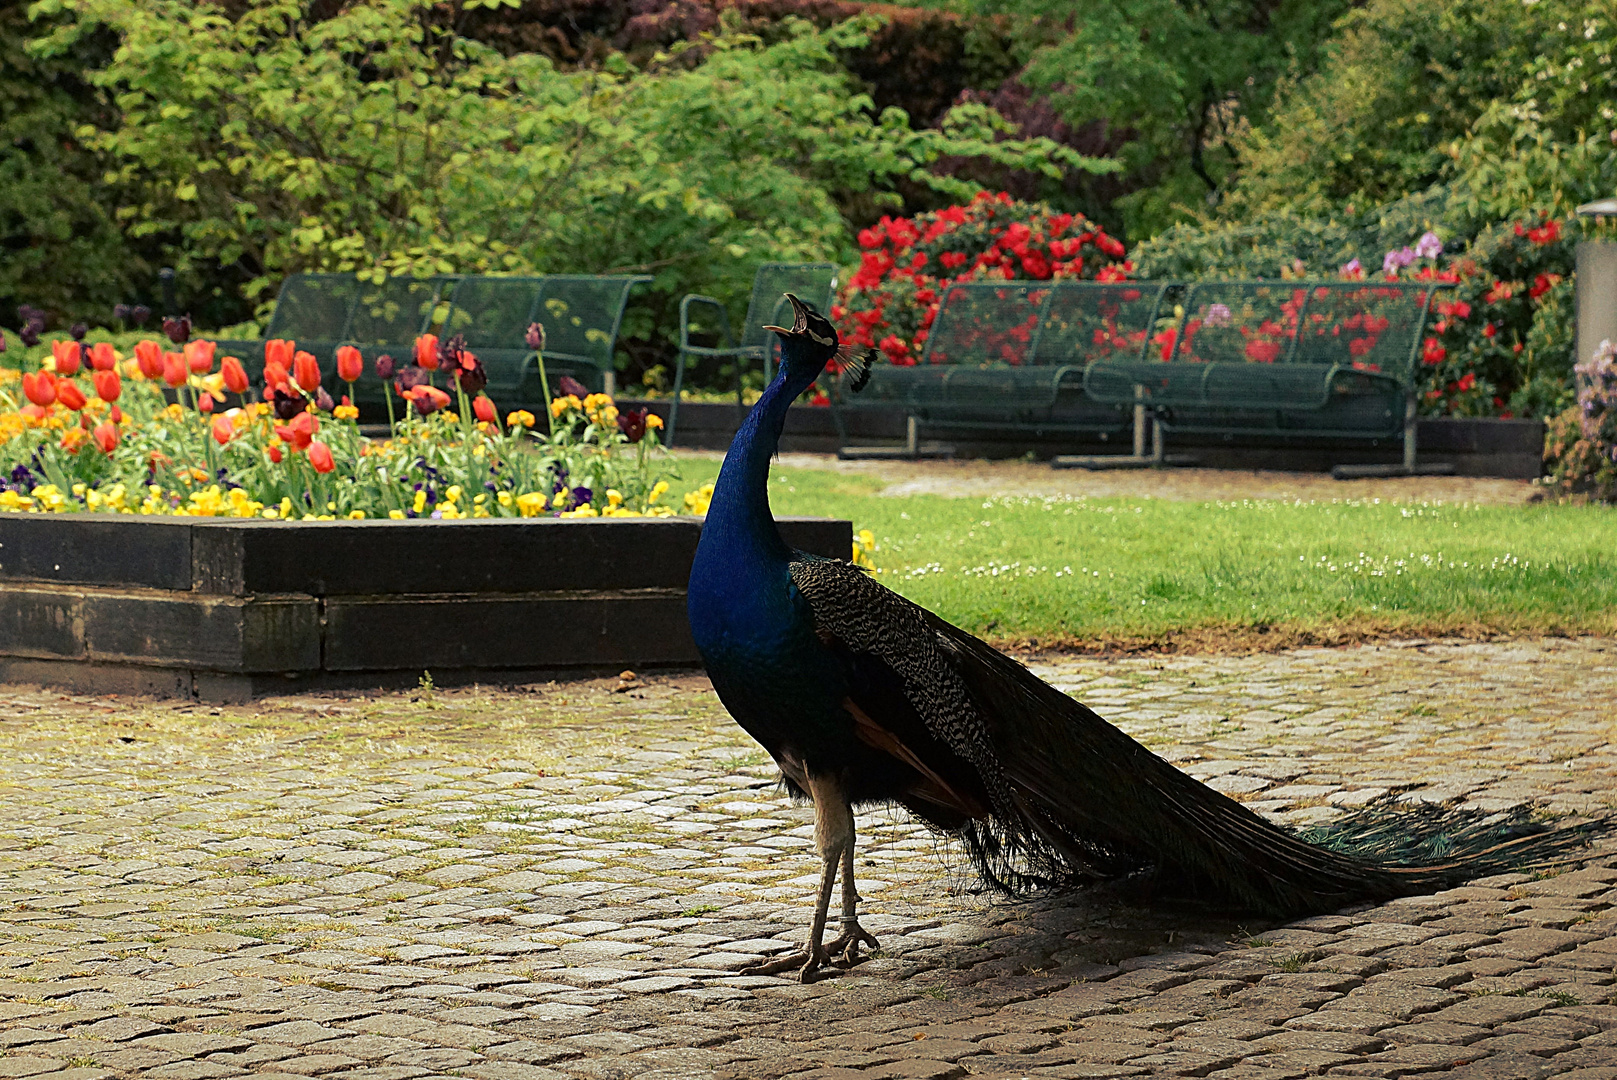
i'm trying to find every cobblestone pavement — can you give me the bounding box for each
[2,637,1616,1080]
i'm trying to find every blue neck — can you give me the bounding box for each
[699,362,815,564]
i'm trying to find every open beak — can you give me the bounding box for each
[761,293,810,337]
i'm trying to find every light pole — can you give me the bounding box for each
[1575,198,1617,374]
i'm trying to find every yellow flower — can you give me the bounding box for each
[584,392,613,412]
[550,395,582,418]
[165,403,185,421]
[515,492,548,517]
[646,413,664,430]
[605,489,623,508]
[852,528,878,570]
[413,489,427,514]
[497,490,513,507]
[334,404,359,420]
[444,485,461,504]
[647,479,669,504]
[507,410,536,428]
[389,509,406,520]
[683,482,715,516]
[560,504,599,518]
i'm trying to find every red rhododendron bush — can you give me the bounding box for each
[832,193,1132,370]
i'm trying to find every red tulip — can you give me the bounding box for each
[22,370,56,407]
[185,339,215,374]
[91,370,121,402]
[162,351,188,387]
[473,394,497,424]
[414,334,440,371]
[336,345,363,383]
[212,413,234,445]
[275,410,319,450]
[20,404,46,423]
[56,380,87,411]
[134,339,163,379]
[52,339,82,376]
[89,341,117,372]
[293,350,321,393]
[92,421,117,454]
[221,355,249,395]
[308,440,335,474]
[198,392,215,413]
[264,360,292,394]
[109,405,122,423]
[267,444,283,463]
[264,339,294,371]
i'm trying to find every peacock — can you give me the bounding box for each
[685,293,1587,982]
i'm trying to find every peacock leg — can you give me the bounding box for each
[821,828,879,964]
[739,772,855,982]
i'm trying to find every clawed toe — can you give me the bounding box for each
[823,922,880,966]
[739,945,832,982]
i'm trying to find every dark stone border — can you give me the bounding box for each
[646,399,1546,479]
[0,515,850,702]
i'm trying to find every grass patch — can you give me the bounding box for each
[676,458,1617,649]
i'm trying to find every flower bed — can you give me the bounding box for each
[0,321,689,521]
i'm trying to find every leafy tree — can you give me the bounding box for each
[33,0,1109,373]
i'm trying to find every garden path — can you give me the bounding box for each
[1,638,1615,1079]
[758,454,1539,506]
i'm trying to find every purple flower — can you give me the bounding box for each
[315,387,335,412]
[1382,247,1416,274]
[526,322,546,350]
[1339,258,1362,277]
[1413,231,1444,259]
[555,375,590,399]
[1202,303,1232,328]
[130,305,151,326]
[163,314,191,345]
[375,353,396,380]
[395,365,430,393]
[570,485,593,508]
[269,387,304,421]
[69,322,87,341]
[113,304,131,323]
[617,406,649,442]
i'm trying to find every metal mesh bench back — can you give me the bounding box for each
[534,276,644,370]
[921,282,1052,367]
[263,274,362,343]
[740,263,837,351]
[347,276,455,347]
[441,277,544,350]
[1032,282,1167,366]
[1286,282,1440,378]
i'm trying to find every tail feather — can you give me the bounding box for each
[930,617,1591,915]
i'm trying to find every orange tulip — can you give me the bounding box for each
[198,392,215,413]
[221,355,249,395]
[274,409,319,450]
[185,339,215,374]
[473,394,497,424]
[89,341,117,372]
[264,339,294,370]
[56,380,87,411]
[293,350,321,393]
[92,370,121,402]
[267,444,283,464]
[51,340,82,376]
[134,339,163,379]
[20,404,46,424]
[336,345,363,383]
[308,440,335,474]
[404,384,451,415]
[162,351,188,387]
[212,413,234,445]
[22,370,56,407]
[92,421,118,454]
[414,334,440,370]
[264,360,292,394]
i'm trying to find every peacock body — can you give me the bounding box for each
[686,294,1584,982]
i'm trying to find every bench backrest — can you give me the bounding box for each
[1166,281,1446,381]
[919,281,1170,367]
[263,274,365,342]
[740,263,837,351]
[440,274,650,369]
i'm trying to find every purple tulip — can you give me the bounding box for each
[131,305,151,326]
[555,375,590,399]
[69,322,88,341]
[269,387,304,421]
[375,353,396,380]
[395,365,430,393]
[163,314,191,345]
[315,387,335,412]
[526,322,546,350]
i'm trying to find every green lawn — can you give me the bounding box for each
[671,456,1617,649]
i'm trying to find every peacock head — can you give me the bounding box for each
[764,293,841,391]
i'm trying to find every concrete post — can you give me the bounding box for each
[1576,241,1617,373]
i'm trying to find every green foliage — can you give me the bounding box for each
[33,0,1104,365]
[0,2,137,324]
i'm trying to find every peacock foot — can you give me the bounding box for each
[739,942,833,982]
[822,919,879,966]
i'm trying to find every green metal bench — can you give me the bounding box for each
[211,272,648,407]
[438,274,650,401]
[671,262,837,444]
[1078,281,1452,474]
[831,281,1160,457]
